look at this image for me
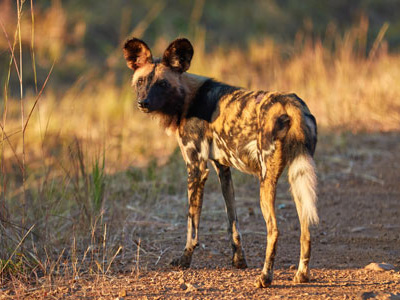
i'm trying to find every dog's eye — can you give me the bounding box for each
[137,78,144,86]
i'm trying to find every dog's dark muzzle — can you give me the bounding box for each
[138,99,150,112]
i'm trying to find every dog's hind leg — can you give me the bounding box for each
[211,161,247,269]
[256,140,286,288]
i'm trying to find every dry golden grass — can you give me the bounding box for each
[3,24,400,170]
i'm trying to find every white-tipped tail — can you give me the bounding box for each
[288,154,319,225]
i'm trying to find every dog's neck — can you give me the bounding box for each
[181,73,210,99]
[161,73,209,134]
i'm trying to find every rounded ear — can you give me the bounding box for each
[162,38,193,73]
[123,38,153,71]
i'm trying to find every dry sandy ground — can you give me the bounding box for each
[1,133,400,299]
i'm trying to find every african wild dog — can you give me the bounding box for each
[123,37,318,288]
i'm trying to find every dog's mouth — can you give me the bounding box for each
[137,100,151,113]
[138,106,150,113]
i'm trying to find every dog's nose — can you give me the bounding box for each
[138,99,149,108]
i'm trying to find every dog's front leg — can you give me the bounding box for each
[171,161,209,268]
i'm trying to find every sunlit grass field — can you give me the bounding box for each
[1,0,399,287]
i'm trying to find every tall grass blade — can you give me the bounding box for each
[30,0,38,94]
[368,22,389,61]
[23,61,55,133]
[91,151,105,213]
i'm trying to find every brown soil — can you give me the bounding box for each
[2,133,400,299]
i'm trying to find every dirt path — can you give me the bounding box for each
[2,133,400,299]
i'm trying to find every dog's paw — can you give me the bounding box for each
[293,271,309,283]
[232,253,248,269]
[254,273,272,288]
[170,255,191,269]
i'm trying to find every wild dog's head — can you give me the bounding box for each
[123,38,193,120]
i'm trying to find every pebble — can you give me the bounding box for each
[359,291,375,300]
[320,238,328,244]
[351,226,367,233]
[364,262,395,272]
[359,292,400,300]
[185,283,198,292]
